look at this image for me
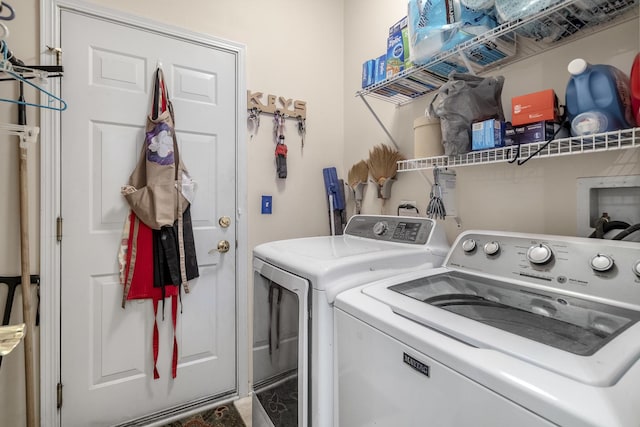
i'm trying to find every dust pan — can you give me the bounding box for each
[347,160,369,214]
[0,323,25,356]
[367,144,404,200]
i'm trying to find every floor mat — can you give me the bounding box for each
[256,376,298,426]
[162,403,246,427]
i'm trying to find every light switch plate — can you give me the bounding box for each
[261,195,272,214]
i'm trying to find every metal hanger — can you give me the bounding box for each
[0,26,67,111]
[0,43,67,111]
[0,2,15,21]
[0,65,68,111]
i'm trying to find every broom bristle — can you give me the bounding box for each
[367,144,404,185]
[348,160,369,188]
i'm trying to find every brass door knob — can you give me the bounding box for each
[219,216,231,228]
[217,240,231,253]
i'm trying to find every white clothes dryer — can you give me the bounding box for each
[251,215,449,427]
[335,230,640,427]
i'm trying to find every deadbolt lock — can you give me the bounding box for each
[217,240,231,253]
[219,216,231,228]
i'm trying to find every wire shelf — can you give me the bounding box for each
[397,127,640,171]
[358,0,639,106]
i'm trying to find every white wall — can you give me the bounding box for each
[344,1,640,243]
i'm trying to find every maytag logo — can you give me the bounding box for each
[403,353,430,377]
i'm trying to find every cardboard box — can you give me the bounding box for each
[472,119,506,151]
[425,59,469,80]
[504,121,558,146]
[390,16,412,69]
[362,59,375,88]
[511,89,560,126]
[386,31,405,79]
[466,36,516,68]
[374,55,387,84]
[387,16,412,79]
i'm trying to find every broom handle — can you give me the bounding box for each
[19,145,36,427]
[18,80,36,427]
[329,194,335,236]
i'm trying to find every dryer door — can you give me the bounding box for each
[252,257,310,427]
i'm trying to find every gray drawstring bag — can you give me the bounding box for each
[429,73,505,156]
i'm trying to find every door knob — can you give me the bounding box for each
[219,216,231,228]
[216,240,231,253]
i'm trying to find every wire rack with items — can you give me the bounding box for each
[358,0,639,105]
[397,127,640,171]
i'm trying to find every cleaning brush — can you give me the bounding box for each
[367,144,405,214]
[347,160,369,215]
[426,167,447,220]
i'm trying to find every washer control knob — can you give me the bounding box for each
[633,260,640,278]
[461,239,477,252]
[372,221,388,236]
[590,254,614,272]
[527,244,553,265]
[483,241,500,256]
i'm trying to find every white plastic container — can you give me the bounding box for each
[571,111,608,136]
[414,116,444,158]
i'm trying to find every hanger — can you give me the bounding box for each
[0,24,68,112]
[0,67,68,111]
[0,2,15,22]
[0,44,67,111]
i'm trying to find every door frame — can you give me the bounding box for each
[39,1,248,424]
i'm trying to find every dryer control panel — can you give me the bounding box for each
[345,215,435,245]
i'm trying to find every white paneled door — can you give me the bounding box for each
[60,10,238,426]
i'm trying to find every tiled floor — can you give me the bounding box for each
[234,396,252,426]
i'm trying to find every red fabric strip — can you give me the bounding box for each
[152,299,160,380]
[171,294,178,378]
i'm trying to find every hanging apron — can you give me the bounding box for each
[119,67,199,379]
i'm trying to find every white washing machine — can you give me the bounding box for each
[335,230,640,427]
[251,215,449,427]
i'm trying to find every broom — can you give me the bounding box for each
[347,160,369,215]
[367,144,405,212]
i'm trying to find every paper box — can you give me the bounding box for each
[472,119,506,151]
[390,16,412,69]
[386,30,405,79]
[466,36,516,68]
[374,55,387,84]
[504,121,560,145]
[425,59,469,80]
[512,89,560,126]
[362,59,375,88]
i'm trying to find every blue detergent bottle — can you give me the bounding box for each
[565,58,635,136]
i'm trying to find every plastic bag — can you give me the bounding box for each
[429,73,505,156]
[408,0,497,65]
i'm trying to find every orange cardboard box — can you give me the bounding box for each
[511,89,559,126]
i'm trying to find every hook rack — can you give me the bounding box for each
[247,90,306,119]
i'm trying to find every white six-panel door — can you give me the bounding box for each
[59,10,238,426]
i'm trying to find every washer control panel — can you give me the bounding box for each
[446,230,640,305]
[344,215,435,245]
